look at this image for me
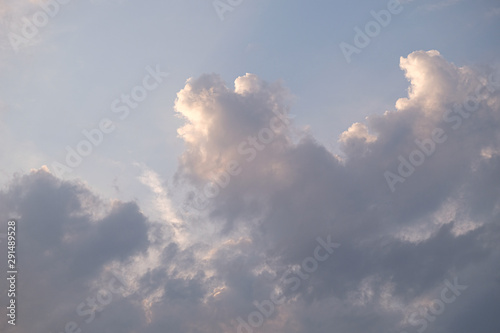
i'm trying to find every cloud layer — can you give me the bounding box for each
[2,50,500,333]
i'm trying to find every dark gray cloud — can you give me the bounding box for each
[0,169,149,333]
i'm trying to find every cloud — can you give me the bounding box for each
[174,72,293,185]
[2,50,500,333]
[171,51,500,332]
[0,168,150,332]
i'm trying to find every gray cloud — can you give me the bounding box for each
[2,50,500,333]
[0,169,149,332]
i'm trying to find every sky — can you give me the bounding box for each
[0,0,500,332]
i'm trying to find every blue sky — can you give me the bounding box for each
[1,0,500,332]
[2,0,499,197]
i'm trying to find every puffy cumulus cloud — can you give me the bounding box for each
[0,168,151,333]
[174,73,293,184]
[2,50,500,333]
[339,122,377,157]
[395,50,462,112]
[170,50,500,332]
